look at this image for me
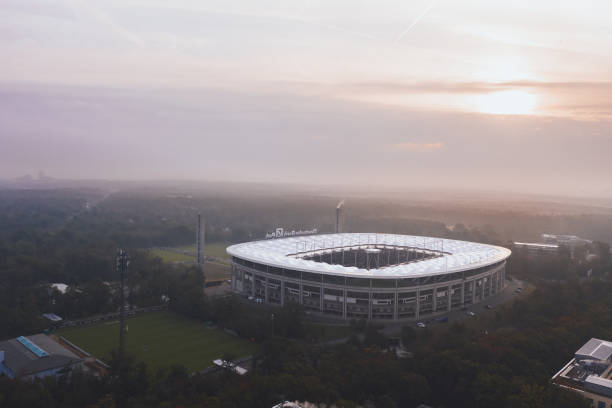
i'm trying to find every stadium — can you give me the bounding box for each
[227,233,511,321]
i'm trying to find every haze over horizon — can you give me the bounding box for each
[2,0,611,197]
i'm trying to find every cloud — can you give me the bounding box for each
[333,80,612,119]
[1,82,611,197]
[339,80,612,95]
[392,142,445,151]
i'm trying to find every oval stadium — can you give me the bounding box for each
[227,233,511,321]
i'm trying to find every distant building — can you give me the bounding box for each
[50,283,69,294]
[0,334,82,379]
[272,402,305,408]
[542,234,592,249]
[552,338,612,407]
[42,313,63,322]
[513,242,559,256]
[212,359,248,375]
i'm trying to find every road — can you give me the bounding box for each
[380,277,530,337]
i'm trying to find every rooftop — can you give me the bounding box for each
[0,334,81,377]
[552,338,612,398]
[576,338,612,362]
[513,242,559,249]
[227,233,511,278]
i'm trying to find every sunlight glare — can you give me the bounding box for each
[472,90,538,115]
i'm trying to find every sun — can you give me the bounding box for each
[472,90,538,115]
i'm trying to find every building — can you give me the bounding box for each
[228,233,511,321]
[542,233,592,249]
[513,242,559,255]
[212,359,248,375]
[552,338,612,408]
[0,334,82,379]
[272,403,305,408]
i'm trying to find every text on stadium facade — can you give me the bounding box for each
[265,228,318,239]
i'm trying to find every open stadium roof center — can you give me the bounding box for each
[227,233,511,321]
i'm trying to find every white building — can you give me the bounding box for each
[552,338,612,408]
[513,242,559,255]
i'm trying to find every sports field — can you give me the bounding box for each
[149,248,192,262]
[58,311,257,372]
[163,242,232,262]
[149,244,232,282]
[175,242,231,261]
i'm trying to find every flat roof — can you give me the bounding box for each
[514,242,559,248]
[0,334,81,377]
[577,338,612,361]
[227,233,511,278]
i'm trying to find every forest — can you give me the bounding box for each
[0,184,611,407]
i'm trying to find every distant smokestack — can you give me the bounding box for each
[336,200,344,233]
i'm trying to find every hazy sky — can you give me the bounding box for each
[1,0,612,195]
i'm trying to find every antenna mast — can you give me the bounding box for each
[116,249,129,358]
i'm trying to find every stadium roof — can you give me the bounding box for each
[227,233,511,278]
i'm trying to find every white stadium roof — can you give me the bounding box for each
[227,233,511,279]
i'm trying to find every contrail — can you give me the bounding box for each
[395,1,437,43]
[66,0,145,47]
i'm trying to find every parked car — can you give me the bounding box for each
[486,304,493,309]
[465,311,476,316]
[416,322,427,328]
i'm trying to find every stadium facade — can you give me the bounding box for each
[227,233,511,321]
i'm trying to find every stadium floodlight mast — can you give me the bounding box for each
[196,214,205,290]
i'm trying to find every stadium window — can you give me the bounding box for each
[268,266,283,276]
[302,272,322,282]
[347,291,369,299]
[323,274,345,286]
[283,269,301,279]
[346,277,370,287]
[398,278,418,287]
[372,279,396,288]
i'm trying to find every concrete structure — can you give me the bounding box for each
[228,233,511,321]
[0,334,82,379]
[552,338,612,408]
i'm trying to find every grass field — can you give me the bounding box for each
[149,248,193,263]
[58,311,257,372]
[204,262,231,282]
[150,242,231,264]
[175,242,231,261]
[149,244,232,282]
